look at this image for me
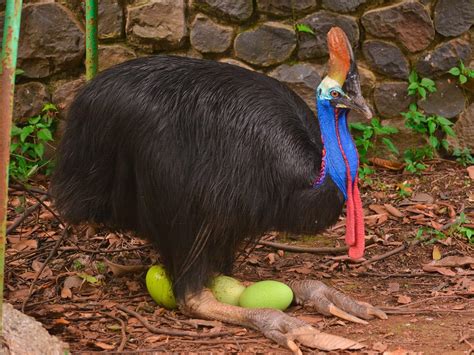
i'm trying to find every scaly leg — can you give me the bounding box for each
[288,280,387,324]
[180,288,364,354]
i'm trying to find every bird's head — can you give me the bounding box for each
[317,27,372,120]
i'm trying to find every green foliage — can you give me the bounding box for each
[397,181,412,198]
[415,226,445,244]
[294,23,315,35]
[95,261,107,274]
[350,117,399,163]
[448,61,474,85]
[358,164,374,185]
[403,147,430,174]
[416,213,474,244]
[9,103,57,182]
[72,260,85,271]
[454,213,474,244]
[407,71,436,99]
[452,147,474,166]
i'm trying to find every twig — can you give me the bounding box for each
[116,305,233,338]
[58,244,152,254]
[21,226,70,312]
[103,312,127,351]
[258,239,375,255]
[9,183,50,195]
[381,308,474,315]
[26,191,65,228]
[6,195,48,235]
[356,239,422,267]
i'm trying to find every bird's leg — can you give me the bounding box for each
[180,288,364,354]
[288,280,387,324]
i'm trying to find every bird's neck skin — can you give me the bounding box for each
[314,99,358,199]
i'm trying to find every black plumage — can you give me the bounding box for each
[51,56,345,299]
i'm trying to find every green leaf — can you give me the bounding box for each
[37,128,53,141]
[429,135,439,148]
[421,78,435,87]
[15,68,25,76]
[409,71,418,83]
[436,116,454,126]
[11,125,22,136]
[441,139,450,150]
[418,86,427,99]
[408,82,419,90]
[349,122,369,131]
[448,67,461,76]
[34,144,44,158]
[459,74,467,84]
[442,125,456,137]
[427,120,436,135]
[295,23,315,35]
[20,126,34,142]
[382,137,399,155]
[28,116,42,124]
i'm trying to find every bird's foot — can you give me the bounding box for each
[288,280,387,324]
[180,288,364,354]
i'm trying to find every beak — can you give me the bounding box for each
[335,93,373,120]
[342,61,372,120]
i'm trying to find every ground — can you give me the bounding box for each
[5,160,474,354]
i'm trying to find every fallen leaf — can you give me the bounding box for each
[12,239,37,251]
[126,280,141,292]
[103,259,148,277]
[422,265,456,276]
[430,220,443,230]
[63,275,84,289]
[432,246,442,261]
[94,342,115,351]
[369,204,387,215]
[53,317,70,326]
[369,158,404,171]
[411,192,434,204]
[467,166,474,180]
[32,260,53,278]
[397,295,411,304]
[387,282,400,294]
[384,204,404,218]
[61,287,73,299]
[431,256,474,267]
[372,342,388,352]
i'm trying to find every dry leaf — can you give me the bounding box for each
[384,204,404,218]
[467,166,474,180]
[432,246,442,261]
[63,275,84,289]
[373,342,388,352]
[126,280,141,292]
[397,295,411,304]
[422,265,456,276]
[369,204,387,215]
[387,282,400,294]
[53,317,70,326]
[12,239,38,251]
[369,158,404,171]
[410,192,434,204]
[94,342,115,351]
[430,256,474,267]
[103,259,148,277]
[61,287,73,299]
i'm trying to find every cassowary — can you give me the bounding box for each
[51,27,386,352]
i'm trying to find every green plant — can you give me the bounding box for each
[350,117,399,163]
[449,212,474,244]
[9,103,57,181]
[415,227,446,244]
[397,181,412,198]
[407,71,436,99]
[403,147,431,173]
[452,147,474,166]
[294,23,315,35]
[448,61,474,85]
[72,260,85,271]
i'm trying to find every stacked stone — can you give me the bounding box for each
[0,0,472,152]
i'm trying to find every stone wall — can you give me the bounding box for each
[1,0,473,153]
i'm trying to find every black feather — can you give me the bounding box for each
[50,56,345,299]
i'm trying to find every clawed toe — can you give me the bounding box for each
[249,309,364,354]
[288,280,387,324]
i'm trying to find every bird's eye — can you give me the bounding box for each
[330,90,340,98]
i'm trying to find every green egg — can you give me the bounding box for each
[239,280,293,311]
[210,275,246,306]
[145,265,177,309]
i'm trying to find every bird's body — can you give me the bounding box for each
[52,55,346,298]
[51,28,386,352]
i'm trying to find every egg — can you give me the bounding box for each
[145,265,177,309]
[210,275,246,306]
[239,280,293,311]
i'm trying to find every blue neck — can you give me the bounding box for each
[315,100,358,199]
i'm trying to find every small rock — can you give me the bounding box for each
[418,79,465,118]
[269,63,324,111]
[297,11,359,60]
[190,14,234,54]
[257,0,317,17]
[13,82,50,124]
[99,45,137,72]
[4,3,85,78]
[416,38,472,78]
[52,77,86,118]
[126,0,187,50]
[234,22,296,67]
[447,103,474,152]
[361,1,435,52]
[363,40,410,79]
[374,81,414,118]
[219,58,255,71]
[434,0,474,37]
[322,0,367,13]
[98,0,123,39]
[193,0,253,23]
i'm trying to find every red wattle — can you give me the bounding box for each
[348,177,365,259]
[345,175,356,247]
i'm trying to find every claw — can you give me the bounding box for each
[328,304,368,324]
[289,280,387,323]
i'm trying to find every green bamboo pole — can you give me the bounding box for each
[85,0,98,80]
[0,0,23,331]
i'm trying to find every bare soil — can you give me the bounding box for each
[5,160,474,354]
